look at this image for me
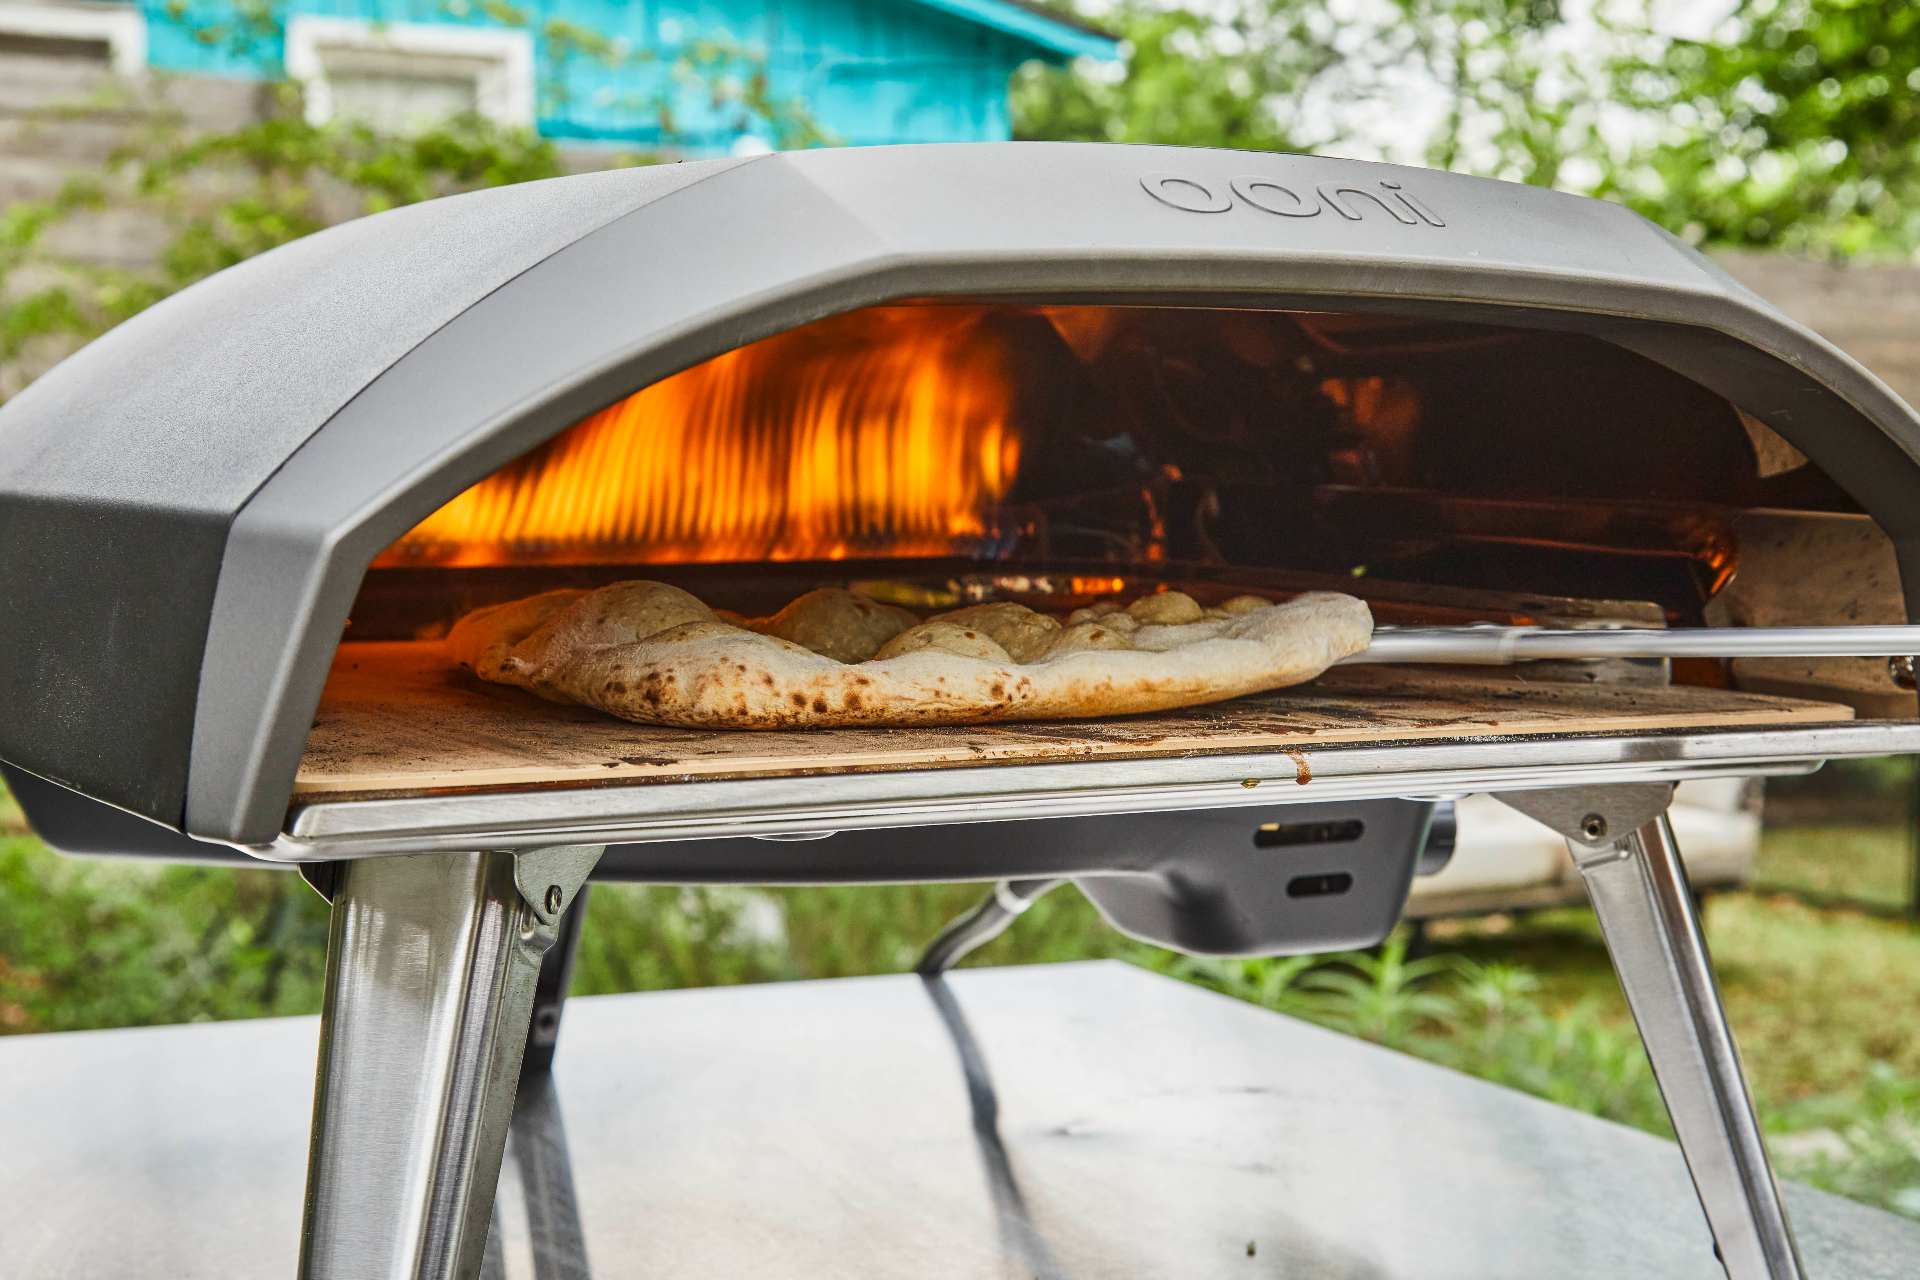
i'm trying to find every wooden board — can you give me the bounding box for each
[293,642,1856,800]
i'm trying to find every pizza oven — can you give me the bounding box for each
[5,144,1920,1280]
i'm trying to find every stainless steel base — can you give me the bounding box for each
[3,964,1916,1278]
[301,847,600,1280]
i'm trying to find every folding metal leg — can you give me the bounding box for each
[1495,785,1802,1280]
[298,845,602,1280]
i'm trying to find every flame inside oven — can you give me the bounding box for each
[380,307,1024,567]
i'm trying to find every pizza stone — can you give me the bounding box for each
[448,581,1373,728]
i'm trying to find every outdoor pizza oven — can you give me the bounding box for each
[6,143,1920,1280]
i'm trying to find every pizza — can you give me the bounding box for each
[447,581,1372,729]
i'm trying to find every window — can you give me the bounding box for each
[0,1,146,74]
[283,17,534,133]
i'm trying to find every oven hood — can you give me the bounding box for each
[2,142,1919,846]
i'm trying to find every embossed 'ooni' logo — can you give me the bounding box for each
[1139,172,1445,227]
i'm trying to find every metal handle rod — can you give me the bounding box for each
[1342,623,1920,666]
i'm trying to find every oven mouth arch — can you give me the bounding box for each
[194,276,1920,852]
[186,241,1920,846]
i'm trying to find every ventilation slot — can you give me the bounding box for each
[1286,873,1355,899]
[1254,819,1365,849]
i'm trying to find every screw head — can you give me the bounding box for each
[1580,813,1608,841]
[544,884,564,914]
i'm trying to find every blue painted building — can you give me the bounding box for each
[37,0,1113,153]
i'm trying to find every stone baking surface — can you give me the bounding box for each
[294,641,1855,799]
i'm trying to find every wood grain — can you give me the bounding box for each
[293,642,1856,800]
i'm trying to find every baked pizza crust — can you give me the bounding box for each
[448,581,1373,728]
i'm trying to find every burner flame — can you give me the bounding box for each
[380,307,1023,567]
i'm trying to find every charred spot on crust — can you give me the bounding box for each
[761,673,776,687]
[844,693,863,710]
[605,680,627,695]
[812,698,829,713]
[790,692,808,707]
[990,682,1006,698]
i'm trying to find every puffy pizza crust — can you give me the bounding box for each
[449,582,1373,729]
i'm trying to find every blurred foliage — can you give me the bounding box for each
[1012,0,1345,151]
[1015,0,1604,183]
[0,836,328,1032]
[1756,825,1913,910]
[572,879,1141,994]
[1610,0,1920,254]
[1386,0,1608,188]
[1015,0,1920,255]
[1759,756,1915,908]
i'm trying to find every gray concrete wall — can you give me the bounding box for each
[0,51,266,267]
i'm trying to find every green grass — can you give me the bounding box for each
[1756,824,1915,912]
[1421,895,1920,1215]
[4,823,1920,1218]
[0,836,328,1032]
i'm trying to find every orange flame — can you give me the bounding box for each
[379,306,1023,567]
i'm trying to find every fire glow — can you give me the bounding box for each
[380,307,1023,567]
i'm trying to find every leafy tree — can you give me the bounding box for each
[1014,0,1600,184]
[1017,0,1920,256]
[1387,0,1607,188]
[1607,0,1920,254]
[1012,0,1347,152]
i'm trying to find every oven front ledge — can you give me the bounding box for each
[258,720,1920,863]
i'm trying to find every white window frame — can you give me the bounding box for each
[283,15,535,130]
[0,0,147,76]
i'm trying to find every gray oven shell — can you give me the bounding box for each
[2,142,1919,849]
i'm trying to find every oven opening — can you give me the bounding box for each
[298,300,1912,807]
[354,300,1885,635]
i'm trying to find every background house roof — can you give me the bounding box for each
[918,0,1118,60]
